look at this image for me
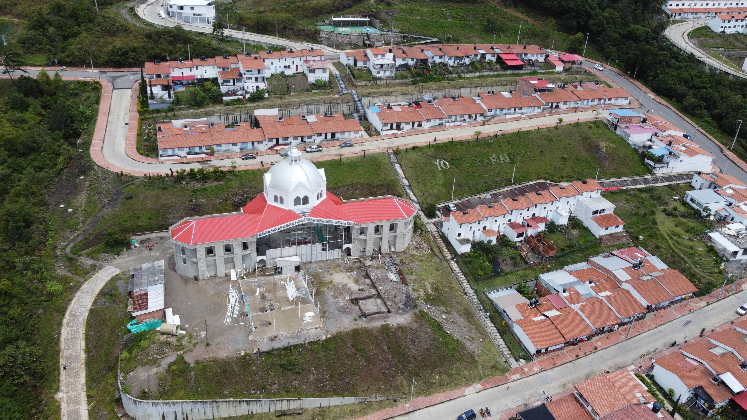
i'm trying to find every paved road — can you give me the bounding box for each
[663,19,747,78]
[59,266,121,420]
[136,0,340,57]
[395,287,747,419]
[585,61,747,184]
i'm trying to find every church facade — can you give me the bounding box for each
[169,148,416,278]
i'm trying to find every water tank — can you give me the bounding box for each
[159,323,180,336]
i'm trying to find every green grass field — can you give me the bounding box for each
[398,121,649,206]
[73,154,402,256]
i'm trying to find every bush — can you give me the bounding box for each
[423,202,437,218]
[103,228,129,249]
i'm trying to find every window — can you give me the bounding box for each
[359,227,366,236]
[182,258,187,265]
[190,6,194,9]
[274,195,278,203]
[224,244,233,254]
[294,196,302,206]
[457,232,462,237]
[279,197,284,204]
[375,225,381,234]
[181,248,186,255]
[605,227,609,230]
[205,246,215,257]
[302,196,309,205]
[242,242,250,251]
[389,223,397,232]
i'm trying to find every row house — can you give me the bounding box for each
[259,47,325,76]
[710,13,747,33]
[441,179,604,253]
[477,91,542,116]
[433,96,487,124]
[156,120,266,159]
[255,112,363,149]
[339,50,370,69]
[365,47,396,78]
[665,0,747,18]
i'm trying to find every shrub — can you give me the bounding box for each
[423,202,437,218]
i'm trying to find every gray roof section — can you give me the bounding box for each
[539,269,583,292]
[589,254,632,271]
[487,289,529,321]
[646,256,669,270]
[129,260,165,292]
[578,196,615,211]
[574,283,597,299]
[565,262,591,272]
[686,189,734,205]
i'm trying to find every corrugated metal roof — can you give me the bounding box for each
[129,260,165,291]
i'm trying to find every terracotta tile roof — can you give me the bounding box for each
[421,45,446,57]
[215,55,239,68]
[705,352,747,385]
[549,307,594,340]
[681,340,729,363]
[417,102,447,120]
[538,88,579,104]
[606,371,655,405]
[145,61,171,75]
[515,302,543,319]
[527,190,558,205]
[476,202,509,217]
[308,113,363,134]
[256,115,314,139]
[502,195,534,211]
[713,173,747,188]
[434,97,486,116]
[654,352,733,404]
[368,47,389,55]
[546,394,594,420]
[481,229,499,237]
[569,267,616,286]
[218,68,241,80]
[592,214,625,229]
[576,297,621,329]
[602,288,646,319]
[708,328,747,350]
[451,208,484,225]
[572,179,602,193]
[438,44,472,57]
[626,278,673,307]
[376,106,426,124]
[239,55,266,70]
[515,316,566,350]
[158,125,266,150]
[345,50,369,62]
[734,317,747,332]
[496,44,546,55]
[602,403,674,420]
[400,46,429,60]
[148,78,170,86]
[549,184,580,199]
[193,57,217,67]
[575,375,630,416]
[478,91,538,110]
[563,287,586,305]
[572,85,630,100]
[654,269,697,297]
[170,60,194,69]
[620,260,659,280]
[669,143,714,158]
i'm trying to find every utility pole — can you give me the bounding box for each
[582,33,589,57]
[410,378,417,409]
[511,163,517,184]
[204,319,208,344]
[451,176,457,201]
[731,119,743,149]
[188,45,191,61]
[626,318,635,338]
[595,167,600,181]
[94,0,98,14]
[731,265,746,294]
[517,21,523,44]
[718,272,732,300]
[243,27,246,55]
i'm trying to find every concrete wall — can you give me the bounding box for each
[121,388,398,420]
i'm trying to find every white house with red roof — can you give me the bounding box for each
[710,13,747,33]
[575,196,626,238]
[170,148,416,278]
[238,54,268,92]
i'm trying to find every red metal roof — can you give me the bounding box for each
[547,293,569,309]
[172,75,196,81]
[172,193,415,245]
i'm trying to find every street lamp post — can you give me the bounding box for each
[731,119,743,149]
[582,33,590,57]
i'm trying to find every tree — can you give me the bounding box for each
[149,80,155,100]
[0,47,27,88]
[37,69,53,97]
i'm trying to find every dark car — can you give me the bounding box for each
[241,153,257,160]
[457,409,477,420]
[339,141,354,148]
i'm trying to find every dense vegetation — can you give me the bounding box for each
[520,0,747,161]
[0,0,250,67]
[0,72,101,418]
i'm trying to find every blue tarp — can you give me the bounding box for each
[609,109,641,117]
[649,147,669,157]
[369,105,381,113]
[127,319,163,333]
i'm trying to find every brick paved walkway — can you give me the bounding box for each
[59,265,121,420]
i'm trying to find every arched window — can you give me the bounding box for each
[274,195,278,203]
[294,196,301,206]
[302,196,309,205]
[280,196,284,204]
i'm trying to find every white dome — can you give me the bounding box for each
[263,148,326,212]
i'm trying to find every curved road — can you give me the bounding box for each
[664,19,747,78]
[136,0,340,57]
[584,61,747,184]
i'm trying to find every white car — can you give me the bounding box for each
[738,303,747,316]
[594,64,604,71]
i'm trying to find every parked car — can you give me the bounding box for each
[594,64,604,71]
[306,145,323,153]
[241,153,257,160]
[737,303,747,316]
[339,141,354,148]
[457,409,477,420]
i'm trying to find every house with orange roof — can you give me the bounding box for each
[306,113,363,142]
[365,47,396,78]
[709,13,747,33]
[571,179,602,198]
[574,196,625,238]
[192,56,218,81]
[572,84,631,106]
[339,50,370,68]
[238,54,268,92]
[169,58,196,85]
[365,103,426,135]
[156,119,267,158]
[477,91,542,116]
[433,96,488,124]
[537,87,581,110]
